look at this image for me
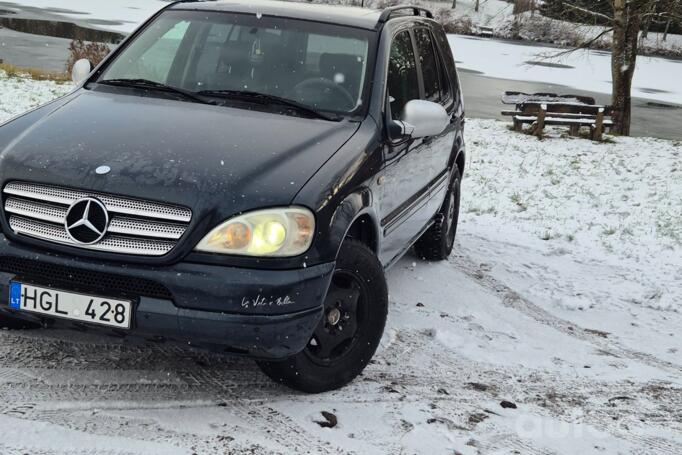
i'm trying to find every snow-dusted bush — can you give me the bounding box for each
[495,14,603,48]
[66,40,111,73]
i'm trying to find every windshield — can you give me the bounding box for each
[98,10,373,115]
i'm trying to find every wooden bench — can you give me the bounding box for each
[473,25,494,37]
[512,109,613,140]
[501,93,613,140]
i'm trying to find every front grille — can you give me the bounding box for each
[0,256,173,300]
[3,181,192,256]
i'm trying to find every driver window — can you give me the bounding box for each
[387,31,419,120]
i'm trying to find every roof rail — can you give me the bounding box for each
[378,5,434,24]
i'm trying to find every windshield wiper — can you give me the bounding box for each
[197,90,341,121]
[98,79,216,106]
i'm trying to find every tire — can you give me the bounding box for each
[415,167,461,261]
[257,240,388,393]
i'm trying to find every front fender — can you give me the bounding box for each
[328,189,381,258]
[292,120,384,265]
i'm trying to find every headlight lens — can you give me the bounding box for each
[195,207,315,257]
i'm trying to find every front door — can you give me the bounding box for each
[377,28,439,264]
[413,26,458,216]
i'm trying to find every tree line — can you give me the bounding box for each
[542,0,682,39]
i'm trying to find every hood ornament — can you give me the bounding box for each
[95,165,111,175]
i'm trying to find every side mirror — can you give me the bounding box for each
[71,59,92,84]
[396,100,450,139]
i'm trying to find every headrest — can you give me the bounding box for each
[319,53,362,80]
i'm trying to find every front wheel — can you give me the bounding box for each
[257,240,388,393]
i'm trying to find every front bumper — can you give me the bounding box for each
[0,235,333,359]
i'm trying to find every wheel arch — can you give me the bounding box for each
[449,138,466,180]
[328,188,381,259]
[455,150,465,178]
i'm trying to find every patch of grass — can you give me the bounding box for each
[575,130,617,144]
[467,206,496,216]
[602,226,617,236]
[510,193,528,212]
[0,63,69,82]
[569,157,581,170]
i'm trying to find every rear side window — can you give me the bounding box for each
[414,28,441,102]
[431,26,459,105]
[387,31,419,120]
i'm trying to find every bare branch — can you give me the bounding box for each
[535,27,615,60]
[562,2,614,21]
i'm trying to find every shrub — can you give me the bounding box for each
[66,40,111,73]
[436,8,474,35]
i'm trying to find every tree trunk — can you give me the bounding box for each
[640,2,656,38]
[662,0,679,41]
[611,0,642,136]
[663,16,672,40]
[475,0,480,13]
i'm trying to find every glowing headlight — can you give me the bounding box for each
[195,207,315,257]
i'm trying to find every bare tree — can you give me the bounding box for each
[662,0,681,40]
[558,1,673,135]
[609,0,647,135]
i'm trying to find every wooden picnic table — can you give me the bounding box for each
[501,92,613,140]
[501,91,597,106]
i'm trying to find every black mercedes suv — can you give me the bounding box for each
[0,1,465,392]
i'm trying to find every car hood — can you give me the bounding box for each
[0,89,360,222]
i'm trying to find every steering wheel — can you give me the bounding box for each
[290,78,355,112]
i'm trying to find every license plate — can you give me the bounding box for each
[9,282,132,329]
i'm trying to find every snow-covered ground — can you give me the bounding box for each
[449,34,682,105]
[1,70,681,454]
[0,72,72,123]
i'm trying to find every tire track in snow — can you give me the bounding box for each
[450,252,682,376]
[375,327,682,454]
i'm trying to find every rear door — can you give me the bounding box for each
[412,26,458,216]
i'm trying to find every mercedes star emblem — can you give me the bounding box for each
[65,198,109,245]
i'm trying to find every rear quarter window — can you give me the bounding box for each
[414,28,441,103]
[431,25,460,105]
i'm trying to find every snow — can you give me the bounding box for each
[0,71,73,124]
[1,67,682,454]
[449,34,682,105]
[446,0,515,27]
